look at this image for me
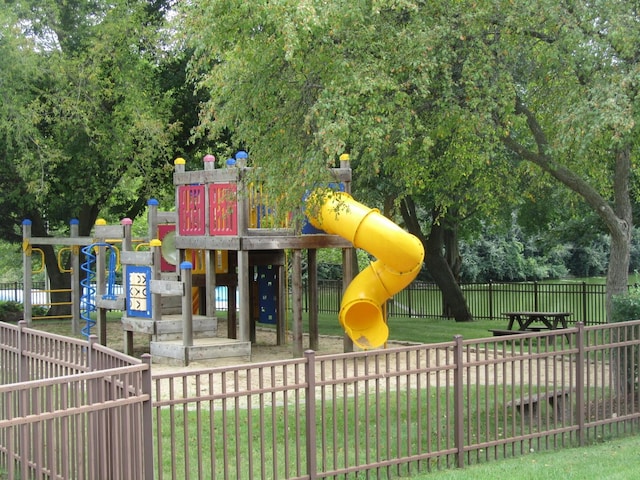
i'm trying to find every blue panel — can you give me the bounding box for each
[126,266,152,318]
[302,182,346,234]
[257,265,277,324]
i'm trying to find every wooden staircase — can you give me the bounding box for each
[122,312,251,365]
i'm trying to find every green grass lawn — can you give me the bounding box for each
[410,435,640,479]
[272,311,502,344]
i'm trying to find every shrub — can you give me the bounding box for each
[611,287,640,323]
[610,288,640,393]
[0,301,24,322]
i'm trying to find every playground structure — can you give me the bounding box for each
[20,152,424,364]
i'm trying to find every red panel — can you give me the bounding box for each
[178,185,206,235]
[209,183,238,235]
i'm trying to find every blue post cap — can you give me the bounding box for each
[180,261,193,270]
[147,198,159,206]
[22,219,32,226]
[235,150,248,160]
[70,218,79,225]
[226,158,236,166]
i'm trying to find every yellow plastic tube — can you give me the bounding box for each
[307,191,425,349]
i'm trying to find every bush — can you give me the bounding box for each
[611,287,640,323]
[0,301,24,322]
[610,288,640,393]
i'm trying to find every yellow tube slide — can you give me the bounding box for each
[307,191,425,349]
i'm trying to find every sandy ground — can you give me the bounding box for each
[147,321,589,408]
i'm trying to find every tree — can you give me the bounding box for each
[180,0,530,322]
[182,0,639,322]
[475,1,639,317]
[0,0,178,315]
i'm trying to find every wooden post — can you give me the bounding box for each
[70,219,81,335]
[340,153,354,352]
[150,239,162,325]
[292,249,303,357]
[342,247,354,353]
[308,249,319,351]
[181,261,194,349]
[22,220,33,326]
[94,219,108,345]
[121,218,134,355]
[238,250,251,342]
[236,153,251,343]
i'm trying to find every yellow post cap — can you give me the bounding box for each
[339,153,350,162]
[150,239,162,247]
[174,157,186,165]
[95,218,107,226]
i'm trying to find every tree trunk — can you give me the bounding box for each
[503,100,633,321]
[401,199,472,322]
[444,223,462,283]
[502,104,634,396]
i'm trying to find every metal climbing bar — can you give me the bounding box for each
[80,242,118,338]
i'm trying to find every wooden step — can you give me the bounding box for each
[153,314,218,341]
[150,337,252,365]
[121,314,217,340]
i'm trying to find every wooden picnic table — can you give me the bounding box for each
[490,311,572,337]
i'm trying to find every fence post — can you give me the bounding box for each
[534,281,539,311]
[141,354,154,480]
[453,335,465,469]
[18,320,28,382]
[581,282,588,325]
[575,322,586,446]
[88,334,98,371]
[488,281,494,320]
[304,350,318,480]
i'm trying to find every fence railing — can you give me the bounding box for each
[0,279,612,325]
[0,281,47,306]
[0,321,153,480]
[151,321,640,478]
[305,280,610,325]
[2,320,640,478]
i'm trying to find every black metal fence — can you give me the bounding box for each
[305,280,610,325]
[0,281,47,304]
[1,279,611,325]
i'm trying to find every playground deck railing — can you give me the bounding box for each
[2,320,640,478]
[0,321,153,480]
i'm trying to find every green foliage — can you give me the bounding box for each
[0,301,22,315]
[314,248,370,280]
[0,301,46,321]
[0,0,178,237]
[611,287,640,324]
[181,0,638,301]
[460,221,569,282]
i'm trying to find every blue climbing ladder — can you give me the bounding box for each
[80,243,118,338]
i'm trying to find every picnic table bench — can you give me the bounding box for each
[507,388,574,422]
[489,311,571,340]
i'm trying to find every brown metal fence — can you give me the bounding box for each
[0,321,153,480]
[152,320,640,479]
[3,320,640,479]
